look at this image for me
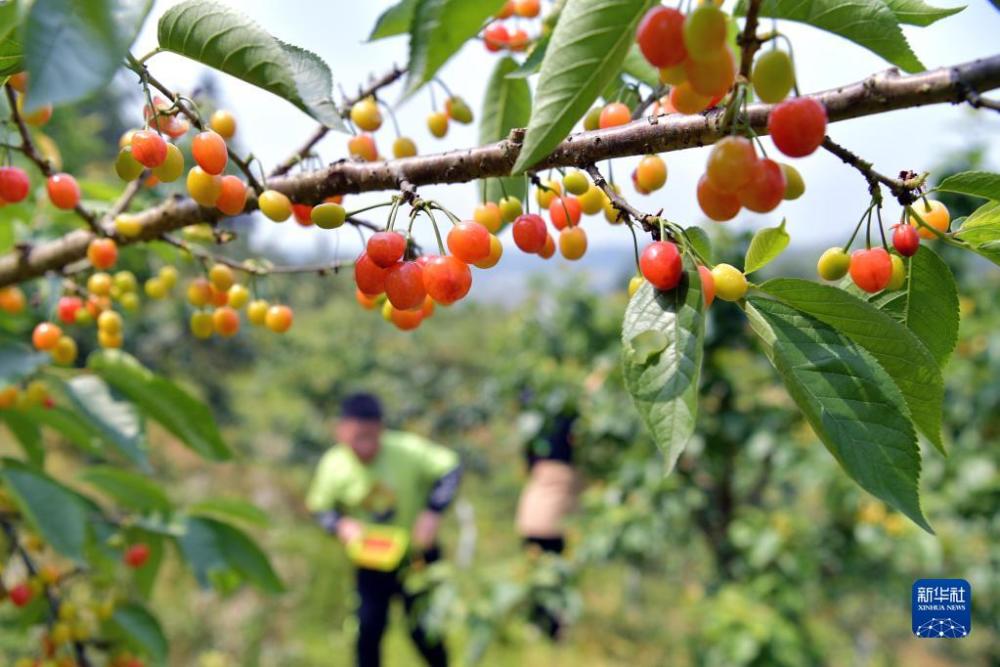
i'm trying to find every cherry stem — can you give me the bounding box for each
[843,202,875,252]
[345,201,395,218]
[876,204,888,250]
[386,198,400,232]
[424,208,446,255]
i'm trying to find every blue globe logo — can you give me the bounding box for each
[915,618,968,638]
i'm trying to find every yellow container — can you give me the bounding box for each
[347,525,409,571]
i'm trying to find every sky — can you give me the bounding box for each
[129,1,1000,294]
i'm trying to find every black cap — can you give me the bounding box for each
[340,392,383,421]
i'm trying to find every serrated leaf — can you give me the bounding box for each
[746,298,930,532]
[0,411,43,466]
[79,466,172,514]
[622,270,704,473]
[480,57,532,206]
[760,278,945,453]
[505,32,551,79]
[188,497,270,527]
[621,44,659,88]
[512,0,654,173]
[734,0,924,73]
[405,0,507,95]
[745,219,790,274]
[1,458,91,560]
[935,170,1000,200]
[683,226,713,264]
[59,374,148,469]
[369,0,417,40]
[24,0,152,111]
[883,0,964,26]
[869,245,959,366]
[157,0,342,128]
[107,603,168,665]
[88,350,231,461]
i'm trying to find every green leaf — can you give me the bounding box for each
[178,517,283,593]
[480,57,532,206]
[88,350,232,461]
[0,0,23,76]
[157,0,342,128]
[622,270,704,473]
[0,458,91,560]
[107,602,168,665]
[0,411,43,466]
[683,226,713,264]
[23,0,152,112]
[621,44,659,88]
[210,519,283,593]
[935,170,1000,200]
[954,202,1000,267]
[744,219,790,274]
[0,337,48,385]
[188,497,270,527]
[759,278,945,453]
[869,245,959,366]
[23,405,105,456]
[883,0,964,26]
[369,0,417,40]
[512,0,654,173]
[505,32,550,79]
[79,466,172,514]
[746,298,930,531]
[734,0,924,73]
[59,374,148,469]
[405,0,508,95]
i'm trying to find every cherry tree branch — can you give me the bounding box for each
[821,137,926,205]
[1,55,999,288]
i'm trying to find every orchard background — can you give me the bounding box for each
[0,0,998,665]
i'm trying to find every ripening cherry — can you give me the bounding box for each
[355,289,378,310]
[97,310,122,336]
[496,1,514,19]
[632,168,650,196]
[684,45,736,98]
[258,189,293,222]
[367,231,408,268]
[209,263,235,292]
[213,306,240,337]
[683,4,728,59]
[187,278,213,307]
[192,130,228,175]
[312,202,346,229]
[46,173,80,210]
[393,136,417,158]
[752,50,795,104]
[292,203,313,227]
[636,6,687,67]
[474,235,504,269]
[19,98,52,126]
[508,29,530,52]
[88,272,113,297]
[669,82,712,115]
[736,158,786,213]
[483,23,509,52]
[51,335,78,365]
[659,64,686,86]
[768,97,827,158]
[87,238,118,270]
[559,226,587,260]
[389,305,423,331]
[123,543,151,569]
[445,96,474,124]
[639,241,683,291]
[227,284,250,310]
[849,247,893,293]
[892,223,920,257]
[599,102,631,129]
[247,299,269,326]
[422,255,472,304]
[190,311,214,339]
[33,322,62,350]
[115,147,145,181]
[909,199,950,239]
[712,263,748,302]
[187,167,223,207]
[209,109,236,139]
[697,265,716,307]
[265,305,294,333]
[355,252,391,296]
[697,175,741,222]
[57,296,83,324]
[512,213,547,253]
[536,179,561,209]
[0,286,26,314]
[538,233,556,259]
[887,254,906,290]
[350,98,382,132]
[635,155,667,192]
[130,130,168,168]
[549,196,582,230]
[9,582,32,607]
[578,185,604,215]
[348,133,379,161]
[0,166,30,202]
[563,170,589,196]
[215,176,248,216]
[448,221,492,263]
[8,71,27,93]
[780,163,805,200]
[583,107,602,131]
[514,0,540,18]
[427,112,449,138]
[473,202,503,233]
[706,136,756,192]
[385,261,427,311]
[150,143,184,183]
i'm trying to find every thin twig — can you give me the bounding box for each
[821,137,925,205]
[737,0,765,81]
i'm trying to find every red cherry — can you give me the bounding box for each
[484,23,509,51]
[512,214,547,253]
[599,102,631,129]
[390,306,424,331]
[697,175,740,222]
[124,543,150,568]
[636,6,686,67]
[191,130,228,175]
[422,255,472,304]
[354,252,391,295]
[130,130,168,168]
[736,158,786,213]
[215,176,247,216]
[385,261,427,311]
[0,166,30,202]
[46,173,81,210]
[892,223,920,257]
[292,203,313,227]
[698,265,715,307]
[446,221,491,263]
[9,581,32,607]
[57,296,83,324]
[639,241,683,291]
[366,232,407,268]
[849,247,893,293]
[768,97,827,158]
[549,196,582,230]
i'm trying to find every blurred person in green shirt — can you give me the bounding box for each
[306,393,461,667]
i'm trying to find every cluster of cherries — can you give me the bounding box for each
[346,92,473,163]
[483,0,542,53]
